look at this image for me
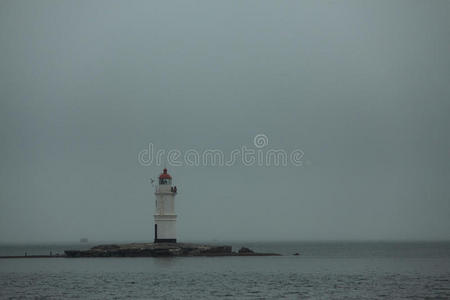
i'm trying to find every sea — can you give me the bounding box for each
[0,241,449,299]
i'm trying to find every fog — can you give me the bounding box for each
[0,0,449,243]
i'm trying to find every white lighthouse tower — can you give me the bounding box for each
[154,168,177,243]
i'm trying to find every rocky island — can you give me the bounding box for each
[62,171,281,258]
[64,243,280,257]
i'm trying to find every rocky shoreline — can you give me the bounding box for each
[64,243,280,257]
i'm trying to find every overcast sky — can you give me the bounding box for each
[0,0,449,243]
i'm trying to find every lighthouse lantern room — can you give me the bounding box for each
[154,168,177,243]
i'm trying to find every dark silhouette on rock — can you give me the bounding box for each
[238,247,254,254]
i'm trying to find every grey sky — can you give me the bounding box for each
[0,0,449,243]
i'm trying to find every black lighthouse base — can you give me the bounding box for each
[154,224,176,243]
[154,238,177,243]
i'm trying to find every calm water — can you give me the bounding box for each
[0,241,449,299]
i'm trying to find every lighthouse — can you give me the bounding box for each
[154,168,177,243]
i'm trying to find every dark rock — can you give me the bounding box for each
[91,244,120,251]
[201,246,232,255]
[64,243,278,257]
